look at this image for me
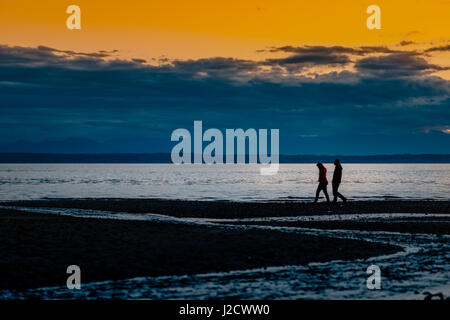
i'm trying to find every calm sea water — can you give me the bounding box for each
[0,163,448,201]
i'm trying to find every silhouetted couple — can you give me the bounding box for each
[314,160,347,203]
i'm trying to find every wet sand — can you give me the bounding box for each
[2,198,449,218]
[0,207,400,291]
[221,220,450,235]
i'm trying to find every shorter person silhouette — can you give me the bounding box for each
[332,159,347,203]
[314,162,330,203]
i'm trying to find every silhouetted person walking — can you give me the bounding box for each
[332,159,347,203]
[314,162,330,203]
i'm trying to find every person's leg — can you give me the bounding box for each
[314,183,321,202]
[335,182,347,202]
[337,191,347,202]
[323,182,330,202]
[332,182,338,202]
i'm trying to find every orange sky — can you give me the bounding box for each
[1,0,449,74]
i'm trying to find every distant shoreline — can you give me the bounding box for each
[1,153,449,163]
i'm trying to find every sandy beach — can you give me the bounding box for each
[0,206,401,291]
[0,199,449,296]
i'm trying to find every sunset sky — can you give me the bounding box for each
[1,1,449,63]
[0,0,449,154]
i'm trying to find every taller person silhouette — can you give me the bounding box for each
[332,159,347,203]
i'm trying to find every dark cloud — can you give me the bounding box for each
[0,45,119,66]
[260,45,395,56]
[264,53,351,70]
[399,40,415,46]
[170,57,259,78]
[355,52,448,77]
[255,45,399,73]
[0,44,448,154]
[131,58,147,64]
[36,45,116,58]
[424,45,450,53]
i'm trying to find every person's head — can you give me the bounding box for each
[334,159,340,166]
[316,162,324,169]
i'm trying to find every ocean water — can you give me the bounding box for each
[0,163,448,201]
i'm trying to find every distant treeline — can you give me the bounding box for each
[0,153,449,163]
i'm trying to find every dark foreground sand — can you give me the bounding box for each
[0,208,400,291]
[0,199,448,291]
